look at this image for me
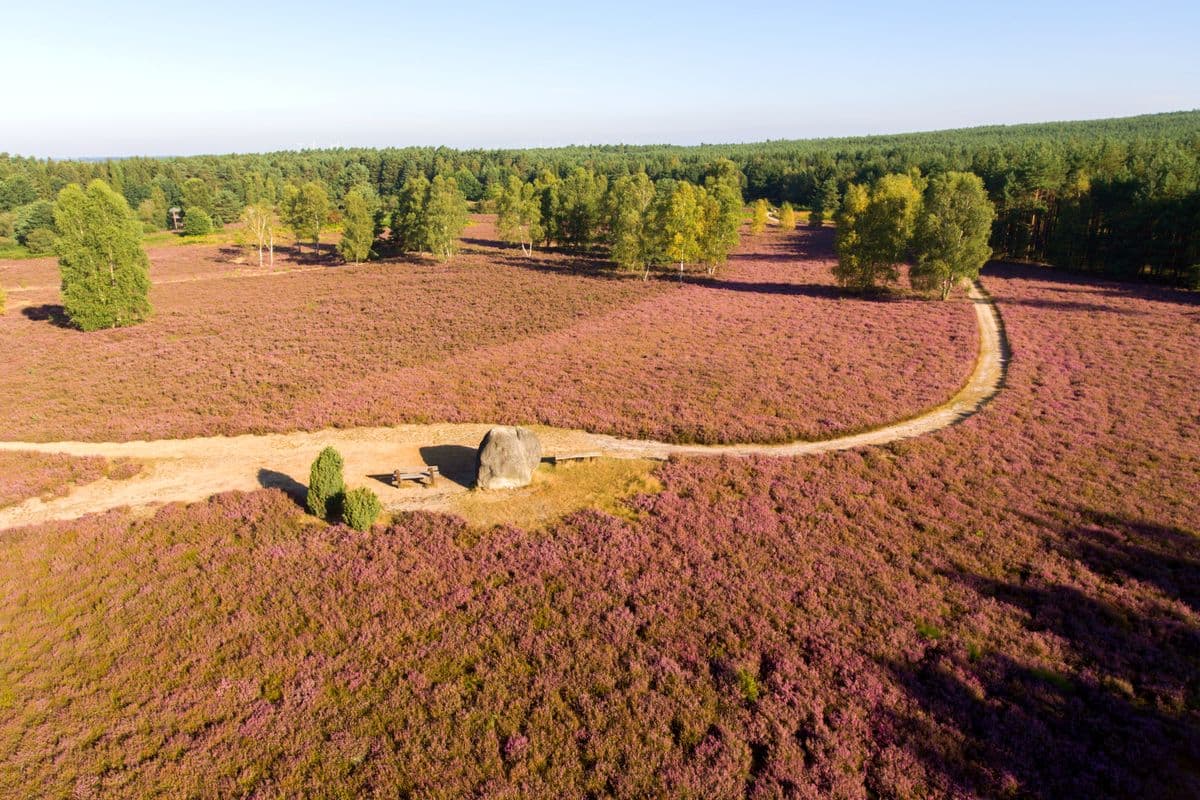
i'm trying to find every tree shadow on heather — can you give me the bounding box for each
[694,278,853,300]
[286,242,343,266]
[419,445,477,488]
[984,261,1200,308]
[996,296,1150,315]
[731,225,836,264]
[1053,508,1200,613]
[489,251,634,280]
[20,304,73,329]
[882,513,1200,798]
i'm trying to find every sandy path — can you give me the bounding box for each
[0,283,1005,529]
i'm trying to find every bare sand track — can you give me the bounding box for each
[0,283,1005,529]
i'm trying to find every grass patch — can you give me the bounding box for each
[445,458,663,530]
[916,621,944,641]
[0,243,37,260]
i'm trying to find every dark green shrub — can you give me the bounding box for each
[342,487,381,531]
[182,208,214,236]
[23,227,56,255]
[15,200,55,244]
[306,447,345,520]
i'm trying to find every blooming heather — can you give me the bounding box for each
[0,222,975,444]
[0,451,139,509]
[0,263,1196,797]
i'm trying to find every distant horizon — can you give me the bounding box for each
[2,0,1196,160]
[11,108,1198,162]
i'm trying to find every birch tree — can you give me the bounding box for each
[424,175,470,261]
[606,173,657,278]
[912,172,995,299]
[495,176,543,255]
[240,203,277,267]
[53,180,151,331]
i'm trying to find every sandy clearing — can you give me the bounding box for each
[0,282,1005,529]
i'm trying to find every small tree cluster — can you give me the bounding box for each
[494,159,745,281]
[281,181,331,254]
[389,175,470,261]
[834,170,995,297]
[13,200,54,246]
[239,203,276,267]
[493,175,543,255]
[53,179,152,331]
[305,447,381,529]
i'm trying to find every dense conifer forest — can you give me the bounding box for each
[2,110,1197,285]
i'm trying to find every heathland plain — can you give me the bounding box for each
[0,114,1197,798]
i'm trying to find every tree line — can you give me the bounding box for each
[492,160,744,279]
[1,111,1196,285]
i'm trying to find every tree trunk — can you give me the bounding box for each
[268,230,274,267]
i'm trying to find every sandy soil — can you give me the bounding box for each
[0,283,1005,529]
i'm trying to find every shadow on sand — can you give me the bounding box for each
[419,444,477,488]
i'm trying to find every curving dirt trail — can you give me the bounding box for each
[0,283,1006,529]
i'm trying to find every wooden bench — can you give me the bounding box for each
[547,451,602,465]
[393,465,439,487]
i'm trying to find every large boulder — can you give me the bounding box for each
[475,426,542,490]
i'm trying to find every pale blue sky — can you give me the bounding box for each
[2,0,1197,157]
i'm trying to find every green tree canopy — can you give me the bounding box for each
[239,203,277,267]
[342,487,381,531]
[281,181,330,253]
[390,174,430,253]
[306,446,345,521]
[778,202,796,230]
[834,173,923,291]
[339,186,379,263]
[425,175,470,261]
[557,167,607,248]
[607,172,657,278]
[702,166,744,270]
[494,175,543,255]
[15,200,55,245]
[750,199,769,235]
[53,179,152,331]
[181,208,213,236]
[533,169,561,247]
[912,171,996,299]
[656,180,705,283]
[812,177,840,225]
[180,178,214,218]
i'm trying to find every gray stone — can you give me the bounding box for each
[475,426,543,490]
